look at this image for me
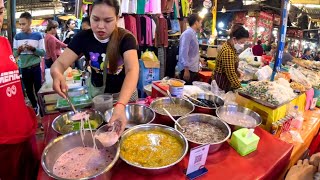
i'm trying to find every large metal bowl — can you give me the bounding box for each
[52,109,104,134]
[175,113,231,154]
[150,97,194,126]
[41,130,120,180]
[190,93,224,115]
[119,124,188,175]
[216,104,262,129]
[104,104,155,128]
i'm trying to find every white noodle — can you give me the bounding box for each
[76,112,98,149]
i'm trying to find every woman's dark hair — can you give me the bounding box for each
[257,40,262,45]
[188,14,202,27]
[65,18,75,30]
[82,17,90,26]
[229,24,249,40]
[304,48,311,54]
[46,20,59,33]
[92,0,122,73]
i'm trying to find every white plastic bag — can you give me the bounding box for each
[255,66,273,81]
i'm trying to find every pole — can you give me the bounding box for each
[270,0,289,81]
[7,0,16,46]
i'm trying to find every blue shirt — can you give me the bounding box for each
[177,27,200,72]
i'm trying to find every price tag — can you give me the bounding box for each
[186,144,210,175]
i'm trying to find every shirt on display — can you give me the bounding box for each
[67,28,137,93]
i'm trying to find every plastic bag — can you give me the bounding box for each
[255,65,273,81]
[224,91,237,105]
[289,67,312,89]
[239,47,254,60]
[192,81,211,92]
[141,50,158,62]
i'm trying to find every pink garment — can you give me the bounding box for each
[145,16,153,46]
[44,34,67,61]
[145,0,153,13]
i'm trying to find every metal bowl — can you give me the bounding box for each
[119,124,188,175]
[150,97,194,126]
[41,130,120,180]
[52,109,104,134]
[190,93,224,115]
[216,104,262,129]
[104,104,155,128]
[175,113,231,154]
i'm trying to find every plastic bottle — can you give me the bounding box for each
[289,105,299,117]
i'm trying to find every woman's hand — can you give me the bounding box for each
[52,70,68,98]
[108,105,127,136]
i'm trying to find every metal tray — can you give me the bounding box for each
[238,92,295,109]
[56,94,92,110]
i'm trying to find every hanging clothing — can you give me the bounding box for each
[151,0,161,14]
[118,17,125,29]
[136,15,142,45]
[121,0,137,14]
[181,0,190,17]
[144,16,153,46]
[173,0,180,19]
[124,15,137,38]
[137,0,146,14]
[145,0,152,13]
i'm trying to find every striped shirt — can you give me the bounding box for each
[13,32,46,68]
[214,42,241,89]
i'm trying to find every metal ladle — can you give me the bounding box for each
[163,108,186,133]
[166,90,176,104]
[64,91,77,114]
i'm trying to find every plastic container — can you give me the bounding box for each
[92,94,113,113]
[168,78,185,97]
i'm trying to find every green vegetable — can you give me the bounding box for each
[72,120,99,131]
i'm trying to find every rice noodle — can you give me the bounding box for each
[74,111,97,149]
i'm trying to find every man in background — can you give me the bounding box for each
[13,12,45,115]
[282,42,294,65]
[177,14,203,85]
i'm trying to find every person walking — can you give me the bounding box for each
[13,12,46,115]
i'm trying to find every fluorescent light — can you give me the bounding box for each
[218,22,224,28]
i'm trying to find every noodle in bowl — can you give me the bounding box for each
[41,130,120,180]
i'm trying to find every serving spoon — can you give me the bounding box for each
[163,108,186,133]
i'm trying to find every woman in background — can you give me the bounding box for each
[213,24,249,92]
[44,20,67,68]
[63,18,76,44]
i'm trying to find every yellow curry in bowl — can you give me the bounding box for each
[120,130,183,168]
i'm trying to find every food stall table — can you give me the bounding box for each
[37,114,293,180]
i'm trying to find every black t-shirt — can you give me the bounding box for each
[68,28,137,93]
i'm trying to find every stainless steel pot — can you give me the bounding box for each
[216,104,262,129]
[150,97,194,126]
[41,130,120,179]
[175,113,231,154]
[104,104,155,128]
[51,109,105,134]
[189,93,224,115]
[119,124,188,175]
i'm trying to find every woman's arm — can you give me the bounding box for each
[55,38,68,48]
[117,49,139,104]
[222,50,241,89]
[109,49,139,135]
[50,48,79,97]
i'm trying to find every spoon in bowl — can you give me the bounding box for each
[166,90,176,104]
[163,108,186,133]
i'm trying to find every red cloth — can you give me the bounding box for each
[252,45,264,56]
[38,116,293,180]
[0,36,37,144]
[44,34,67,61]
[124,15,138,39]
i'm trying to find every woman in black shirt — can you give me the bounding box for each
[51,0,139,135]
